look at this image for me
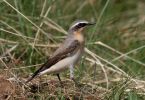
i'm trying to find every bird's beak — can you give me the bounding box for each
[87,22,96,26]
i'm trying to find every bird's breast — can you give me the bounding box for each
[71,49,83,65]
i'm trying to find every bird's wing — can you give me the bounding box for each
[26,40,80,83]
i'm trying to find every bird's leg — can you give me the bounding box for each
[69,65,78,85]
[56,74,63,87]
[69,65,74,80]
[69,65,82,87]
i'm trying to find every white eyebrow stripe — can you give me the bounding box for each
[70,21,88,29]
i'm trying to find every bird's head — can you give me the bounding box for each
[69,20,95,32]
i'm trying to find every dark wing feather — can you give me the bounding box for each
[26,40,80,83]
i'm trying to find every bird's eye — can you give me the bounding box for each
[76,23,87,29]
[78,23,86,27]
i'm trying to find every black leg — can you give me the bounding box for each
[56,74,63,87]
[56,74,61,82]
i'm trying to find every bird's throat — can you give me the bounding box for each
[74,31,84,43]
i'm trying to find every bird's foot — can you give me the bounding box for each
[59,81,64,88]
[70,77,81,87]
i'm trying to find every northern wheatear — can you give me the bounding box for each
[26,20,95,83]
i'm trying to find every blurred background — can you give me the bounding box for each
[0,0,145,99]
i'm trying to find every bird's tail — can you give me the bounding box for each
[25,72,39,83]
[25,60,49,83]
[25,69,40,83]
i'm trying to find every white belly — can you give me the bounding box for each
[39,50,81,75]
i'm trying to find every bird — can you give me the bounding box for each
[26,20,95,83]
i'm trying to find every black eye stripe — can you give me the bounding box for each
[76,23,87,28]
[70,22,88,31]
[79,23,87,27]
